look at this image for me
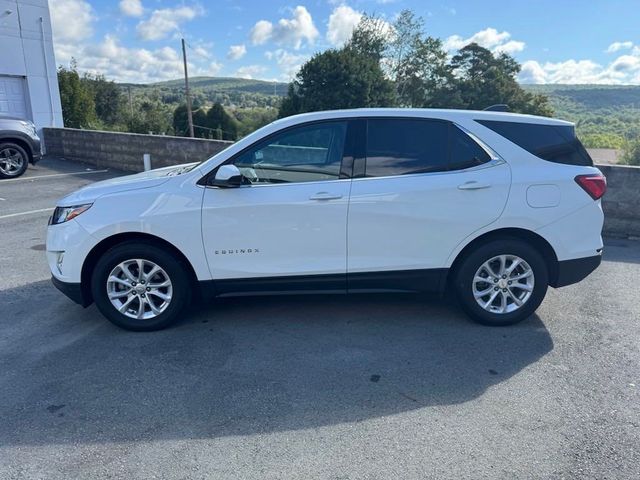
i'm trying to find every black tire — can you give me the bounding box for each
[453,238,548,326]
[0,142,29,179]
[91,242,191,331]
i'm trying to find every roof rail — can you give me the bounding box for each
[483,104,510,112]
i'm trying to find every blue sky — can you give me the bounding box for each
[49,0,640,84]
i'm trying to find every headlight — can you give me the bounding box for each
[49,204,92,225]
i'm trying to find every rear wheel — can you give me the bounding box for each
[91,242,191,331]
[0,143,29,179]
[454,238,549,326]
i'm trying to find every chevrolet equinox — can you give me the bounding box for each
[47,109,606,331]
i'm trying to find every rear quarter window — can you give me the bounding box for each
[476,119,593,166]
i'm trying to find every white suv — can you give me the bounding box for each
[47,109,606,331]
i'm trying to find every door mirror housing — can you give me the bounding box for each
[212,164,243,188]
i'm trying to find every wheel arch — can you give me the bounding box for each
[447,228,560,288]
[0,137,33,162]
[80,232,199,305]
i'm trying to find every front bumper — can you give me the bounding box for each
[29,136,42,164]
[551,253,602,288]
[51,276,90,306]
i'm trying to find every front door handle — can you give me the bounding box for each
[309,192,343,201]
[458,181,491,190]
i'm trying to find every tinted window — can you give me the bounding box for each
[477,120,593,166]
[365,119,449,177]
[233,122,347,184]
[450,126,491,170]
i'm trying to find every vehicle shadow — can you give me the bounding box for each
[0,280,553,447]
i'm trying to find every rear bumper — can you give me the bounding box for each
[551,253,602,288]
[51,276,90,307]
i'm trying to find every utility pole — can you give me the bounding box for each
[181,38,195,138]
[128,85,133,120]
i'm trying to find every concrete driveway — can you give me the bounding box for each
[1,158,639,479]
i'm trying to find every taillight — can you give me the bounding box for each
[575,174,606,200]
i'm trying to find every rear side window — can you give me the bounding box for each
[365,119,449,177]
[450,126,492,170]
[477,120,593,166]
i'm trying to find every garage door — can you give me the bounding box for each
[0,76,29,119]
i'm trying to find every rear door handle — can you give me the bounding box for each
[309,192,343,201]
[458,181,491,190]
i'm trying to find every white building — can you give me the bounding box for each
[0,0,62,131]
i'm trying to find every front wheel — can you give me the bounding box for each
[0,142,29,179]
[454,238,549,326]
[91,242,191,331]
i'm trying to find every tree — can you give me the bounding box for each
[347,14,390,62]
[448,43,552,115]
[278,48,396,117]
[233,107,278,137]
[83,73,124,125]
[172,104,206,137]
[57,60,96,128]
[622,138,640,166]
[204,103,238,140]
[127,100,171,134]
[172,104,189,136]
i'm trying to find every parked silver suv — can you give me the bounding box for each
[0,115,42,179]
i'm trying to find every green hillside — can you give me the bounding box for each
[522,84,640,147]
[121,76,287,110]
[118,76,640,148]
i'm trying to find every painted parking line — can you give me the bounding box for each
[2,169,109,182]
[0,208,52,220]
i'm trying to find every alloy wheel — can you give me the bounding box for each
[0,147,25,176]
[106,259,173,320]
[472,254,535,314]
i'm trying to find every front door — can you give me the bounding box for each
[201,120,352,290]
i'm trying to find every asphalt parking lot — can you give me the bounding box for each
[1,157,639,479]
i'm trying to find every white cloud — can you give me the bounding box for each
[326,5,362,46]
[50,0,94,43]
[58,34,219,83]
[119,0,143,18]
[136,6,203,41]
[610,54,640,73]
[81,35,185,82]
[444,28,525,55]
[235,65,267,79]
[606,41,633,53]
[227,44,247,60]
[518,55,640,85]
[519,60,547,84]
[250,20,274,45]
[266,49,309,80]
[249,6,319,49]
[494,40,526,55]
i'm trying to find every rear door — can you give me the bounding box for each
[347,118,511,288]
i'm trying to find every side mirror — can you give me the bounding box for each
[212,164,243,188]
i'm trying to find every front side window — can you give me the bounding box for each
[365,119,449,177]
[233,121,347,184]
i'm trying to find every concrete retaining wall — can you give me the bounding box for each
[42,128,640,238]
[43,128,232,172]
[598,164,640,239]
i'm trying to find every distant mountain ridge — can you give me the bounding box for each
[122,76,288,96]
[521,84,640,145]
[120,77,640,146]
